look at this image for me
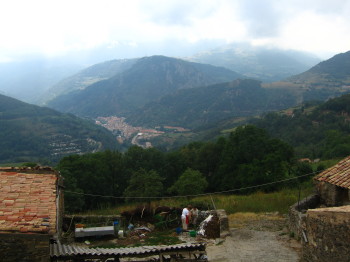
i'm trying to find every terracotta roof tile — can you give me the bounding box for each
[0,168,59,234]
[314,156,350,189]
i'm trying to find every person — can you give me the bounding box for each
[191,207,199,226]
[181,205,192,231]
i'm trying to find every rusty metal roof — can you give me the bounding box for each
[50,242,206,258]
[314,155,350,189]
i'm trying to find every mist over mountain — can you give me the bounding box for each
[188,43,321,82]
[287,50,350,87]
[47,55,242,117]
[0,42,323,106]
[39,58,138,105]
[0,58,82,103]
[258,50,350,103]
[0,39,224,104]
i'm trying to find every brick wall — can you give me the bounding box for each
[0,233,51,262]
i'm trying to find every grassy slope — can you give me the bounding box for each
[79,185,314,216]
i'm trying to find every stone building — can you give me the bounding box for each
[0,167,64,262]
[314,155,350,206]
[289,156,350,261]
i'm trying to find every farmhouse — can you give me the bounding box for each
[0,166,64,262]
[289,156,350,262]
[314,155,350,206]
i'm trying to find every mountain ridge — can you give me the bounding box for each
[287,50,350,86]
[47,55,243,117]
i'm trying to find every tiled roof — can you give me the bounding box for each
[50,242,206,259]
[0,167,59,234]
[314,155,350,189]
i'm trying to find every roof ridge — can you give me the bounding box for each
[314,155,350,189]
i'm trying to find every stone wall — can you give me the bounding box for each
[315,181,349,206]
[302,205,350,262]
[0,233,51,262]
[216,209,229,236]
[288,194,319,239]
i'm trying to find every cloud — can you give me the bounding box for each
[277,10,350,56]
[236,0,284,37]
[0,0,349,59]
[139,0,218,26]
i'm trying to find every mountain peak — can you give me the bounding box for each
[48,56,242,117]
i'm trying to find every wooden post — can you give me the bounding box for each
[210,195,217,210]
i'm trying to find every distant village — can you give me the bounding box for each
[95,116,190,148]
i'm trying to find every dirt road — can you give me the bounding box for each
[205,212,301,262]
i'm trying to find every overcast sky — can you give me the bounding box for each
[1,0,350,62]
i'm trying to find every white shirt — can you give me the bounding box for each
[181,208,189,219]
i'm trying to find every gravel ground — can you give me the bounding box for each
[206,228,300,262]
[205,212,302,262]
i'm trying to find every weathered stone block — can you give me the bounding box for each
[302,206,350,262]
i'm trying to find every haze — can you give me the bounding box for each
[1,0,350,63]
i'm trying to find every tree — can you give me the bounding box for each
[169,168,208,196]
[196,141,225,191]
[123,169,164,201]
[56,151,126,211]
[216,125,294,191]
[59,169,85,213]
[124,146,165,173]
[163,151,187,188]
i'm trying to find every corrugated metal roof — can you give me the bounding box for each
[50,242,206,258]
[314,155,350,189]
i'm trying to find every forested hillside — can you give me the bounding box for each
[127,79,297,129]
[252,93,350,159]
[145,87,350,157]
[57,125,311,212]
[0,94,118,163]
[57,92,350,212]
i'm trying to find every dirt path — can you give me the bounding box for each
[205,212,301,262]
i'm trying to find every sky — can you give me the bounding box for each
[0,0,350,62]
